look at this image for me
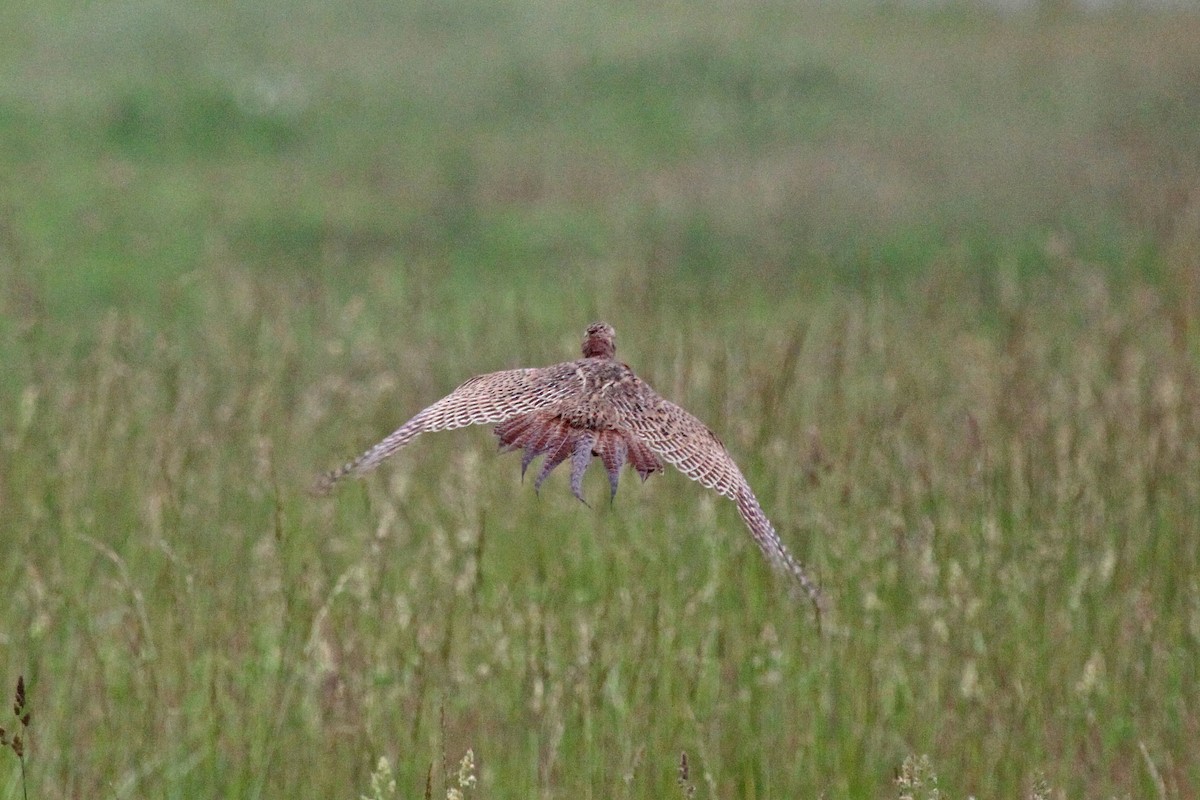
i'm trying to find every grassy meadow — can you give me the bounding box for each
[2,1,1200,797]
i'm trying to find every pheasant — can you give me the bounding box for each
[313,322,823,615]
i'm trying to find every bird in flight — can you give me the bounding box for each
[313,322,823,616]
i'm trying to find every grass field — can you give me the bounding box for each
[2,1,1199,797]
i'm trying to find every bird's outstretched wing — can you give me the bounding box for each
[611,380,824,614]
[311,362,583,495]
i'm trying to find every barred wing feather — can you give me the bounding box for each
[311,363,581,495]
[612,384,823,612]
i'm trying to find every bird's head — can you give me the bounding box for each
[581,321,616,359]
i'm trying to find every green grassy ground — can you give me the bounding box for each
[2,1,1199,797]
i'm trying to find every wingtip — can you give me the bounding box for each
[787,575,829,631]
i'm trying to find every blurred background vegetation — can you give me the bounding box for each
[1,0,1198,798]
[3,0,1197,324]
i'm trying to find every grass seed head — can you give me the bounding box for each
[456,749,476,789]
[896,754,940,800]
[13,676,25,719]
[359,756,396,800]
[677,751,695,799]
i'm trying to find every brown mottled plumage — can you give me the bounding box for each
[313,322,823,615]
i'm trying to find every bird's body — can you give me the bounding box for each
[314,322,822,614]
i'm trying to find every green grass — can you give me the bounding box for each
[2,1,1199,798]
